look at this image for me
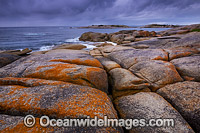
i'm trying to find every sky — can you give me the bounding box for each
[0,0,200,27]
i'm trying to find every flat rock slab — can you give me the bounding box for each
[129,60,183,91]
[0,50,108,93]
[157,81,200,132]
[114,92,194,132]
[0,77,117,119]
[0,114,123,132]
[108,49,168,69]
[171,55,200,81]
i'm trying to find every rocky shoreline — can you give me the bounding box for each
[78,25,133,29]
[0,24,200,132]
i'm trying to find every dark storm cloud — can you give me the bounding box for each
[0,0,199,26]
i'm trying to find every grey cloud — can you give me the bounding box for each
[0,0,199,26]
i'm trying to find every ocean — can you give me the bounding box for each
[0,26,169,51]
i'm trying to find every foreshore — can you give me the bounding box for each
[0,24,200,132]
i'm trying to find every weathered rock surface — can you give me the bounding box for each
[0,77,117,119]
[0,50,108,93]
[0,77,123,132]
[53,44,87,50]
[157,81,200,132]
[129,60,183,91]
[108,49,168,69]
[0,54,20,68]
[114,92,194,133]
[109,68,150,99]
[171,55,200,81]
[96,57,121,72]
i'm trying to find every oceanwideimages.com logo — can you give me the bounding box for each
[24,115,174,130]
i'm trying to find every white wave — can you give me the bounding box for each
[82,43,97,50]
[65,37,117,50]
[65,37,81,43]
[39,45,55,51]
[24,33,46,36]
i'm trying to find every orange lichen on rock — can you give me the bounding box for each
[1,86,43,115]
[24,63,107,91]
[49,58,103,68]
[54,88,117,119]
[0,77,73,87]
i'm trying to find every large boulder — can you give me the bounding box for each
[108,49,168,69]
[0,77,117,119]
[129,60,183,91]
[0,50,108,93]
[157,81,200,132]
[171,55,200,81]
[114,92,194,132]
[79,32,109,42]
[0,77,122,132]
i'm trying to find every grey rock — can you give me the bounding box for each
[114,92,194,133]
[157,81,200,132]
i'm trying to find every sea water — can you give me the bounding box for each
[0,26,170,51]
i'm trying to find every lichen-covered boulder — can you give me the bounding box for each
[0,77,117,119]
[171,55,200,81]
[108,49,168,69]
[157,81,200,132]
[114,92,194,132]
[0,50,108,93]
[129,60,183,91]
